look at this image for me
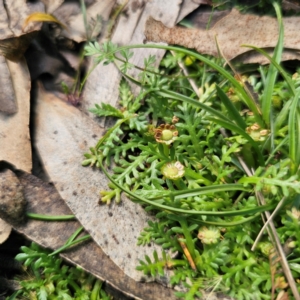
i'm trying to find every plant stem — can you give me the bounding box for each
[91,279,103,300]
[178,218,203,272]
[49,235,91,256]
[26,213,76,221]
[163,144,169,157]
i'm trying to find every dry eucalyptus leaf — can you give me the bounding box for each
[34,85,164,281]
[0,0,42,114]
[0,218,12,244]
[145,8,300,64]
[0,58,32,172]
[0,169,26,224]
[14,172,178,300]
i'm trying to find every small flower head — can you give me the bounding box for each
[154,124,178,145]
[197,226,221,245]
[172,116,179,124]
[288,240,296,248]
[272,95,282,109]
[292,72,299,80]
[246,123,270,141]
[258,241,274,256]
[161,161,185,180]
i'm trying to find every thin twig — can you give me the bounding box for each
[251,196,286,251]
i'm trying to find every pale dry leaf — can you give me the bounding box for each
[145,8,300,64]
[34,84,163,282]
[0,218,12,244]
[0,58,32,172]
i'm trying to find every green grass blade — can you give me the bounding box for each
[156,89,235,124]
[265,136,288,165]
[244,46,295,97]
[289,89,300,173]
[26,213,76,221]
[190,214,260,226]
[260,4,283,127]
[171,183,247,200]
[216,85,247,129]
[49,235,91,256]
[274,99,292,131]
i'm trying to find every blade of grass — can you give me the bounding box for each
[216,85,247,129]
[260,2,284,127]
[243,45,295,97]
[156,89,236,123]
[65,226,85,244]
[289,89,300,174]
[265,136,288,165]
[26,213,76,221]
[79,0,88,39]
[274,99,292,131]
[49,235,91,256]
[170,183,247,200]
[190,214,260,227]
[215,36,262,118]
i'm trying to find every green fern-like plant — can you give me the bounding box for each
[8,243,111,300]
